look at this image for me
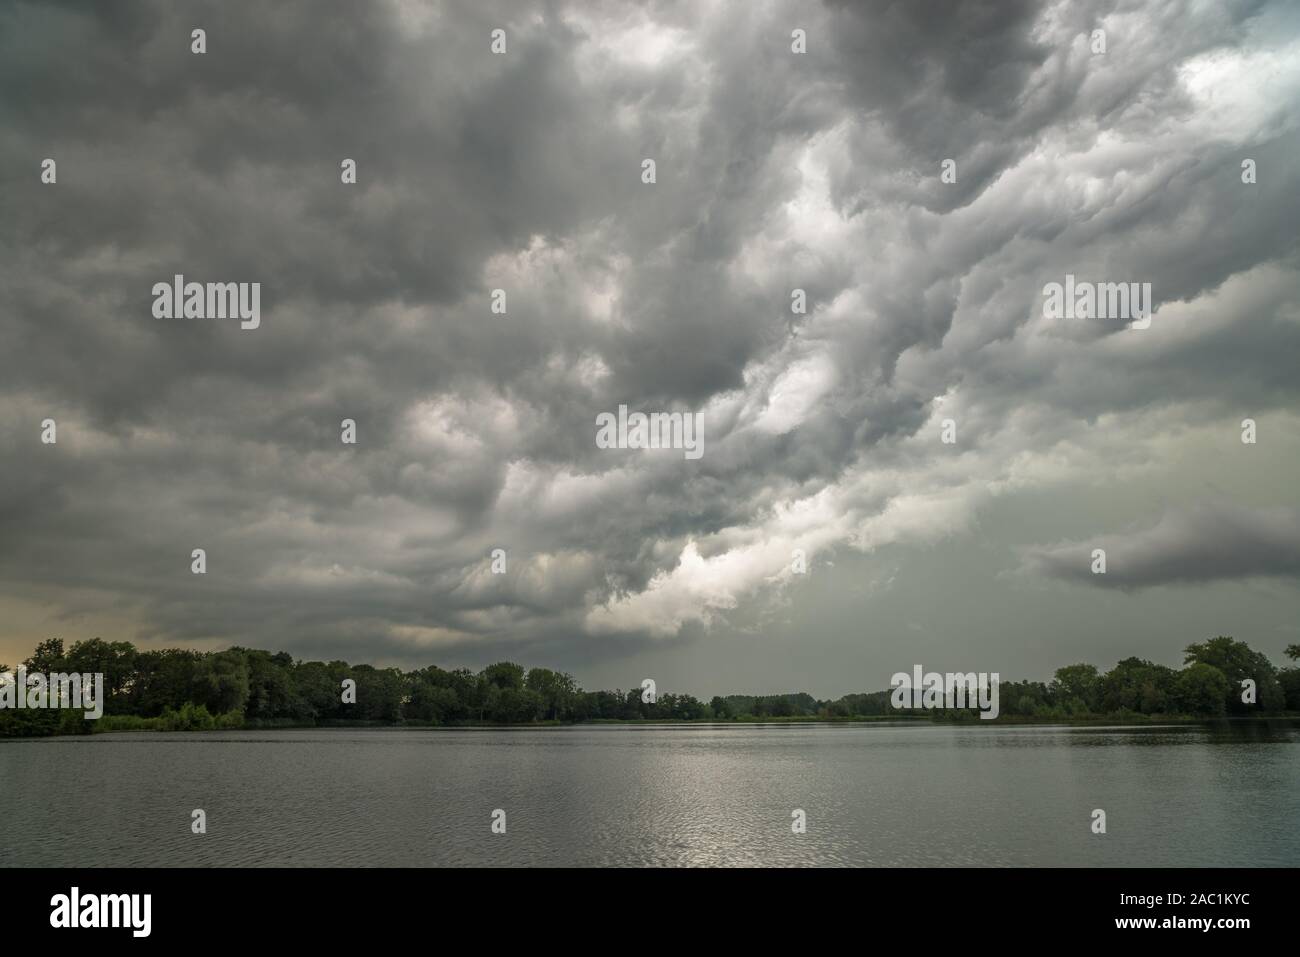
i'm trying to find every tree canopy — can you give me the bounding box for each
[2,634,1297,737]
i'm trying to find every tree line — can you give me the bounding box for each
[2,635,1298,737]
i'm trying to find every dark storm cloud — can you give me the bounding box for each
[1,0,1298,669]
[1022,503,1300,588]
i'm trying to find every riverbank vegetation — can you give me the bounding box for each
[2,636,1298,737]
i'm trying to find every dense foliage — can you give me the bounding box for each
[2,636,1297,736]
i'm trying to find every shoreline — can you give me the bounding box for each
[5,712,1299,739]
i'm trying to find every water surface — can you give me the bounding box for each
[2,721,1296,866]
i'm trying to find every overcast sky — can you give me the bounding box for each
[2,0,1298,697]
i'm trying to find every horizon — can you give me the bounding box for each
[4,0,1300,696]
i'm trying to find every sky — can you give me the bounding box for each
[1,0,1298,698]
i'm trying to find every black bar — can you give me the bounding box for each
[2,867,1282,940]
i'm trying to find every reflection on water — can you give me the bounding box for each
[1,721,1296,866]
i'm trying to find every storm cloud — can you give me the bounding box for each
[1022,503,1300,589]
[2,0,1298,689]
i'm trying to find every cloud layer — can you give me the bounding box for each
[2,0,1298,685]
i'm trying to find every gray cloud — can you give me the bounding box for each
[1021,503,1300,588]
[1,0,1298,685]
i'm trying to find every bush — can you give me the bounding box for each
[215,709,244,729]
[93,714,165,732]
[159,701,217,731]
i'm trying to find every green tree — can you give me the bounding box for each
[1183,636,1284,712]
[406,666,467,723]
[1099,658,1177,714]
[350,665,405,721]
[482,662,525,691]
[671,694,708,720]
[491,687,543,722]
[23,638,66,673]
[63,638,139,715]
[292,660,348,720]
[240,649,301,720]
[1279,668,1300,710]
[525,667,577,720]
[1278,644,1300,711]
[1174,663,1231,715]
[130,649,205,716]
[199,649,252,715]
[1050,663,1102,713]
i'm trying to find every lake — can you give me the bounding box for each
[1,721,1297,866]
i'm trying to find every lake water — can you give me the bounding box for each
[2,721,1297,867]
